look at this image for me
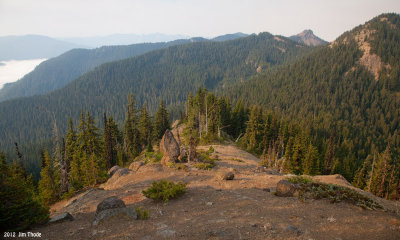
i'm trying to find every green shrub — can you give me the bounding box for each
[287,175,313,185]
[136,207,149,220]
[167,163,188,171]
[194,162,216,170]
[144,151,163,163]
[230,158,244,163]
[286,176,382,210]
[142,180,187,202]
[207,146,215,154]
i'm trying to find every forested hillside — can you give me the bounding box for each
[0,32,311,175]
[0,39,202,102]
[227,13,400,192]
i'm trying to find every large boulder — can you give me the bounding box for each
[276,179,296,197]
[93,196,136,226]
[93,208,137,226]
[96,196,126,213]
[160,129,180,166]
[49,212,74,224]
[217,171,235,180]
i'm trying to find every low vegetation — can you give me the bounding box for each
[142,180,187,202]
[287,176,383,210]
[168,163,188,171]
[195,148,217,170]
[135,207,149,220]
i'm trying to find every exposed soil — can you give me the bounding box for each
[27,144,400,240]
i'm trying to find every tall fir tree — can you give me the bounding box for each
[38,150,60,205]
[154,100,170,140]
[124,93,141,159]
[138,102,153,148]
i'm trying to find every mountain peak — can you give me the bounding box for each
[289,29,327,46]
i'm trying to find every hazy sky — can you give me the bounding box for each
[0,0,399,41]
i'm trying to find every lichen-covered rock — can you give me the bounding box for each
[129,161,144,171]
[108,165,121,177]
[93,207,137,226]
[113,168,131,178]
[96,196,126,213]
[49,212,74,224]
[276,179,296,197]
[93,196,136,226]
[160,129,180,166]
[217,171,235,180]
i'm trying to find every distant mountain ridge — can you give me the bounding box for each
[211,32,249,42]
[61,33,189,48]
[0,35,84,61]
[289,30,328,46]
[0,35,247,102]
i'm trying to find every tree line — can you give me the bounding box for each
[184,88,400,200]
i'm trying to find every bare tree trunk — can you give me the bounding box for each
[235,133,243,143]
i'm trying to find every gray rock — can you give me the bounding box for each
[156,223,176,238]
[284,225,302,235]
[160,129,180,166]
[96,196,126,213]
[49,212,74,223]
[217,171,235,180]
[129,161,144,171]
[276,179,296,197]
[113,168,131,177]
[256,166,266,172]
[93,207,137,226]
[107,165,120,177]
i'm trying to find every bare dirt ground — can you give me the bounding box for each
[29,144,400,240]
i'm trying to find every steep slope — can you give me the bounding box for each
[227,13,400,178]
[0,39,202,102]
[0,32,312,155]
[0,34,252,102]
[0,35,83,61]
[35,144,400,240]
[289,29,328,46]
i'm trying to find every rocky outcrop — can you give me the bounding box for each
[113,168,131,177]
[108,165,120,177]
[96,196,126,213]
[160,129,180,166]
[217,171,235,180]
[275,180,296,197]
[93,196,136,226]
[49,212,74,224]
[129,161,144,171]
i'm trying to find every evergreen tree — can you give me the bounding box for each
[124,94,141,158]
[38,150,60,205]
[303,143,319,175]
[138,102,153,147]
[243,105,264,153]
[154,100,170,140]
[352,155,372,190]
[0,152,49,231]
[66,118,78,189]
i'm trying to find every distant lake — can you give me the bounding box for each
[0,58,46,89]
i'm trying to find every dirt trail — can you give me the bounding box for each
[34,144,400,240]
